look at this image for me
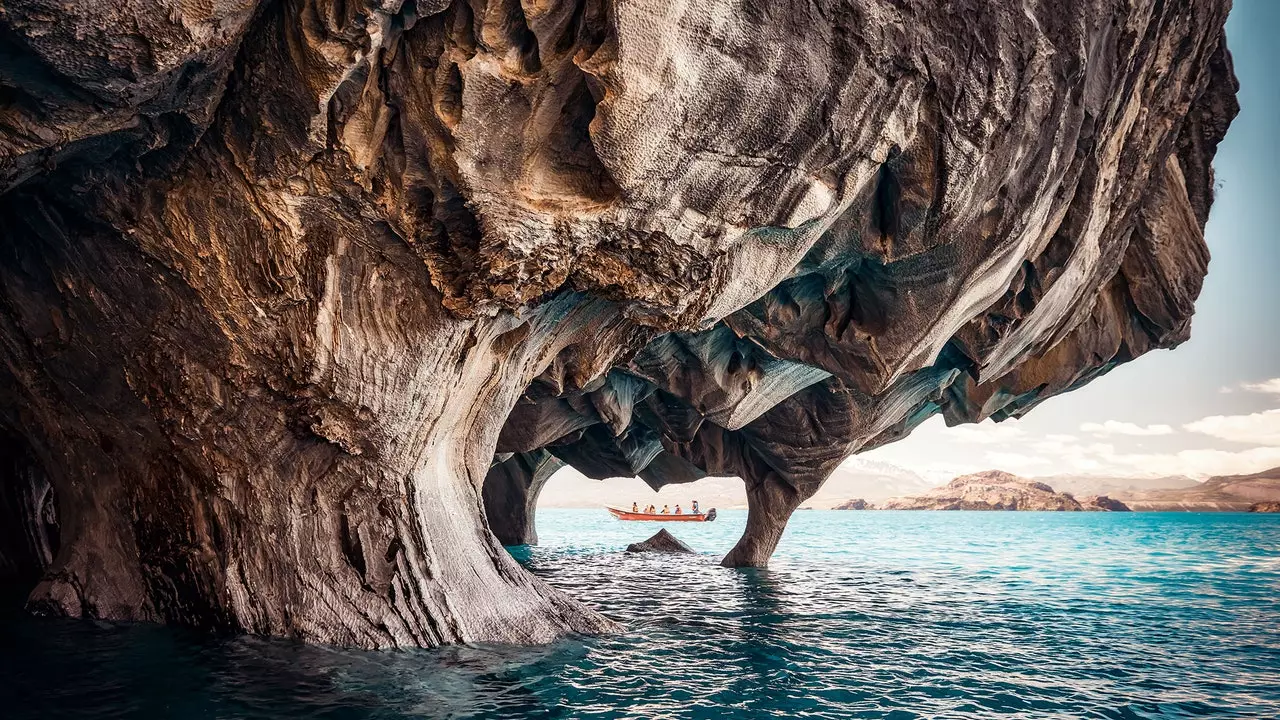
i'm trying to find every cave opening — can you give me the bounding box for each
[485,461,748,549]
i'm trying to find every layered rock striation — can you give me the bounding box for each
[0,0,1237,646]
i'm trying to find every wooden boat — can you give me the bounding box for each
[606,507,716,521]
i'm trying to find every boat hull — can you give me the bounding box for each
[607,507,711,521]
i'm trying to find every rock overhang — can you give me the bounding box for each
[0,0,1240,646]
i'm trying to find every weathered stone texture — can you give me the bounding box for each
[0,0,1237,646]
[626,529,693,554]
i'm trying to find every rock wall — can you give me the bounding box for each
[0,0,1237,646]
[484,450,564,545]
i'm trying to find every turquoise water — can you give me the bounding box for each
[2,510,1278,718]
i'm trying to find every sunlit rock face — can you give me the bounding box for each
[879,471,1084,511]
[0,0,1236,647]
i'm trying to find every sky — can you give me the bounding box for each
[540,1,1280,506]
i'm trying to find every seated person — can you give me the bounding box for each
[674,505,682,514]
[632,502,639,513]
[660,504,670,514]
[691,500,700,514]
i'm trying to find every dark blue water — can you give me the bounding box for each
[2,511,1278,718]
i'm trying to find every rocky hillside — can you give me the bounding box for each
[1115,467,1280,511]
[880,471,1084,511]
[0,0,1237,647]
[1078,495,1132,512]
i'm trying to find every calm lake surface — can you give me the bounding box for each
[2,510,1278,719]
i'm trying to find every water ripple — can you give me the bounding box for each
[1,511,1277,718]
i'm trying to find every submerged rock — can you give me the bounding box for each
[881,471,1083,511]
[0,0,1237,646]
[627,530,695,554]
[1079,495,1132,512]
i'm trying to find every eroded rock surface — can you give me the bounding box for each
[0,0,1237,646]
[626,529,694,554]
[1079,495,1132,512]
[881,471,1084,511]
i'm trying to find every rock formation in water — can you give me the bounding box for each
[1248,502,1280,513]
[0,0,1237,646]
[626,529,694,554]
[881,471,1084,511]
[1078,495,1132,512]
[833,499,873,510]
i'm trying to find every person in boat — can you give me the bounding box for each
[661,504,670,514]
[646,504,655,513]
[691,500,700,514]
[674,504,682,514]
[632,502,639,513]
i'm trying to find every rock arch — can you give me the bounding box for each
[0,0,1237,646]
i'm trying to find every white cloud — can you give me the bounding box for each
[939,422,1025,444]
[902,438,1280,481]
[1021,439,1280,479]
[873,429,1280,481]
[1184,408,1280,446]
[1241,378,1280,395]
[1065,456,1106,472]
[1080,420,1175,437]
[1034,434,1083,453]
[1031,437,1076,455]
[967,424,1280,479]
[1084,446,1280,478]
[864,405,1280,485]
[985,452,1051,474]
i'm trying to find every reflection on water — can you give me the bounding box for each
[1,510,1278,719]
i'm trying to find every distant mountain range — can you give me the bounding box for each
[1107,467,1280,511]
[830,467,1280,512]
[1033,473,1200,497]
